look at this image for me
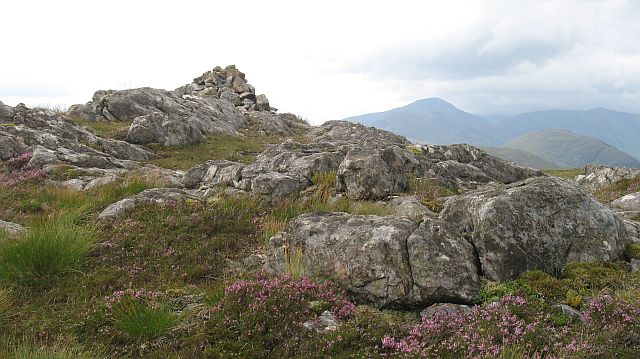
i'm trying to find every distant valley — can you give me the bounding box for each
[344,98,640,169]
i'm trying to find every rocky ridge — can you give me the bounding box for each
[1,66,636,311]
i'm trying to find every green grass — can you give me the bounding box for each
[1,341,105,359]
[148,132,284,170]
[0,214,96,289]
[71,118,130,140]
[47,165,93,181]
[543,168,582,179]
[406,175,457,212]
[113,300,178,340]
[0,287,11,325]
[0,175,158,223]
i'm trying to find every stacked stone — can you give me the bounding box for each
[175,65,272,112]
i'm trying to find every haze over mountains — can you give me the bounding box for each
[345,98,640,169]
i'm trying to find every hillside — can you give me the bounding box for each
[344,98,503,146]
[496,108,640,160]
[1,67,640,358]
[482,146,561,170]
[504,129,640,168]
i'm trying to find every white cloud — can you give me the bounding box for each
[1,0,639,122]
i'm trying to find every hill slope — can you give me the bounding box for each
[504,129,640,168]
[482,146,561,170]
[496,108,640,160]
[344,98,503,146]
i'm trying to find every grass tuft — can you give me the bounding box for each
[1,340,105,359]
[406,175,456,212]
[113,300,178,340]
[0,214,95,289]
[0,287,11,325]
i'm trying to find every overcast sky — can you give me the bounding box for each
[1,0,639,123]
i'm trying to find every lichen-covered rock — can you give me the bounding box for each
[306,120,408,146]
[575,165,640,191]
[414,144,544,189]
[387,196,437,221]
[0,219,26,236]
[337,145,417,200]
[420,303,473,319]
[0,104,150,168]
[302,311,340,332]
[612,193,640,212]
[251,172,309,199]
[266,213,480,308]
[440,176,630,282]
[98,188,201,221]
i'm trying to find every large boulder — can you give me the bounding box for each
[336,145,416,200]
[440,176,631,281]
[266,213,480,308]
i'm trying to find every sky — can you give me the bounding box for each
[1,0,639,124]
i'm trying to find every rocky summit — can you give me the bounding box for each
[2,66,640,358]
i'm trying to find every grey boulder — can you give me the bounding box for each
[440,176,630,282]
[266,213,480,308]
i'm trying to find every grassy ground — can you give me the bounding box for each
[543,168,583,180]
[147,132,283,170]
[71,117,131,140]
[2,134,640,357]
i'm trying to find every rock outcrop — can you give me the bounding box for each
[185,121,543,201]
[69,65,310,146]
[0,102,150,167]
[575,165,640,191]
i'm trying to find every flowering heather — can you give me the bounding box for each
[5,152,32,172]
[208,275,355,356]
[107,288,161,308]
[381,295,589,358]
[3,169,47,186]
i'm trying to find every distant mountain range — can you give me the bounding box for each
[345,98,640,169]
[343,98,502,146]
[482,147,561,170]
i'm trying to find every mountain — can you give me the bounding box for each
[344,98,503,146]
[482,146,561,170]
[504,129,640,168]
[495,108,640,160]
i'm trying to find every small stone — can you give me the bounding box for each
[0,219,26,237]
[302,311,339,332]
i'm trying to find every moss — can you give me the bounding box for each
[516,270,568,302]
[562,261,630,292]
[627,244,640,259]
